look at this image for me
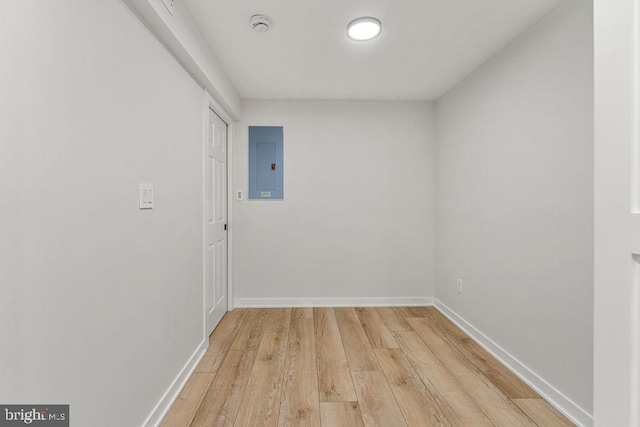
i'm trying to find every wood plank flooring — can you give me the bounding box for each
[161,306,574,427]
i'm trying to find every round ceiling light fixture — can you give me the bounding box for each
[346,16,382,41]
[250,14,271,32]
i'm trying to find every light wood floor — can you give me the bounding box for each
[160,307,574,427]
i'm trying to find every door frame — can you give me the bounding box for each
[594,0,640,424]
[202,91,235,342]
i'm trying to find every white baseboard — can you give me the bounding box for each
[142,339,208,427]
[234,296,434,308]
[434,299,593,427]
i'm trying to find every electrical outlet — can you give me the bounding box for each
[457,279,463,294]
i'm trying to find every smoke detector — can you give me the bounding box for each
[250,15,271,32]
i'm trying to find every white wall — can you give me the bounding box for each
[0,1,206,425]
[435,0,593,421]
[593,0,639,424]
[233,100,436,306]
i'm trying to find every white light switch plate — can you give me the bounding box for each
[139,184,154,209]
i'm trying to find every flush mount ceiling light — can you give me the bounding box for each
[346,17,382,41]
[250,14,271,32]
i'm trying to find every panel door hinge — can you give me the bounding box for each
[224,224,227,231]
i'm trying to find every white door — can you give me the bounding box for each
[205,108,227,335]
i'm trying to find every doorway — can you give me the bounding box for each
[204,107,228,335]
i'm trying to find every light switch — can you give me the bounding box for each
[139,184,154,209]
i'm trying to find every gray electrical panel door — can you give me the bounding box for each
[249,126,283,199]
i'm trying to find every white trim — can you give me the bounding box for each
[142,339,207,427]
[433,299,593,427]
[206,92,235,125]
[234,297,434,308]
[633,255,640,427]
[594,0,637,422]
[226,121,235,312]
[634,0,640,214]
[201,92,208,342]
[632,2,640,425]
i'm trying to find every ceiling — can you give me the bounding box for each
[184,0,565,101]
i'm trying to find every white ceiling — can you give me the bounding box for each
[184,0,565,101]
